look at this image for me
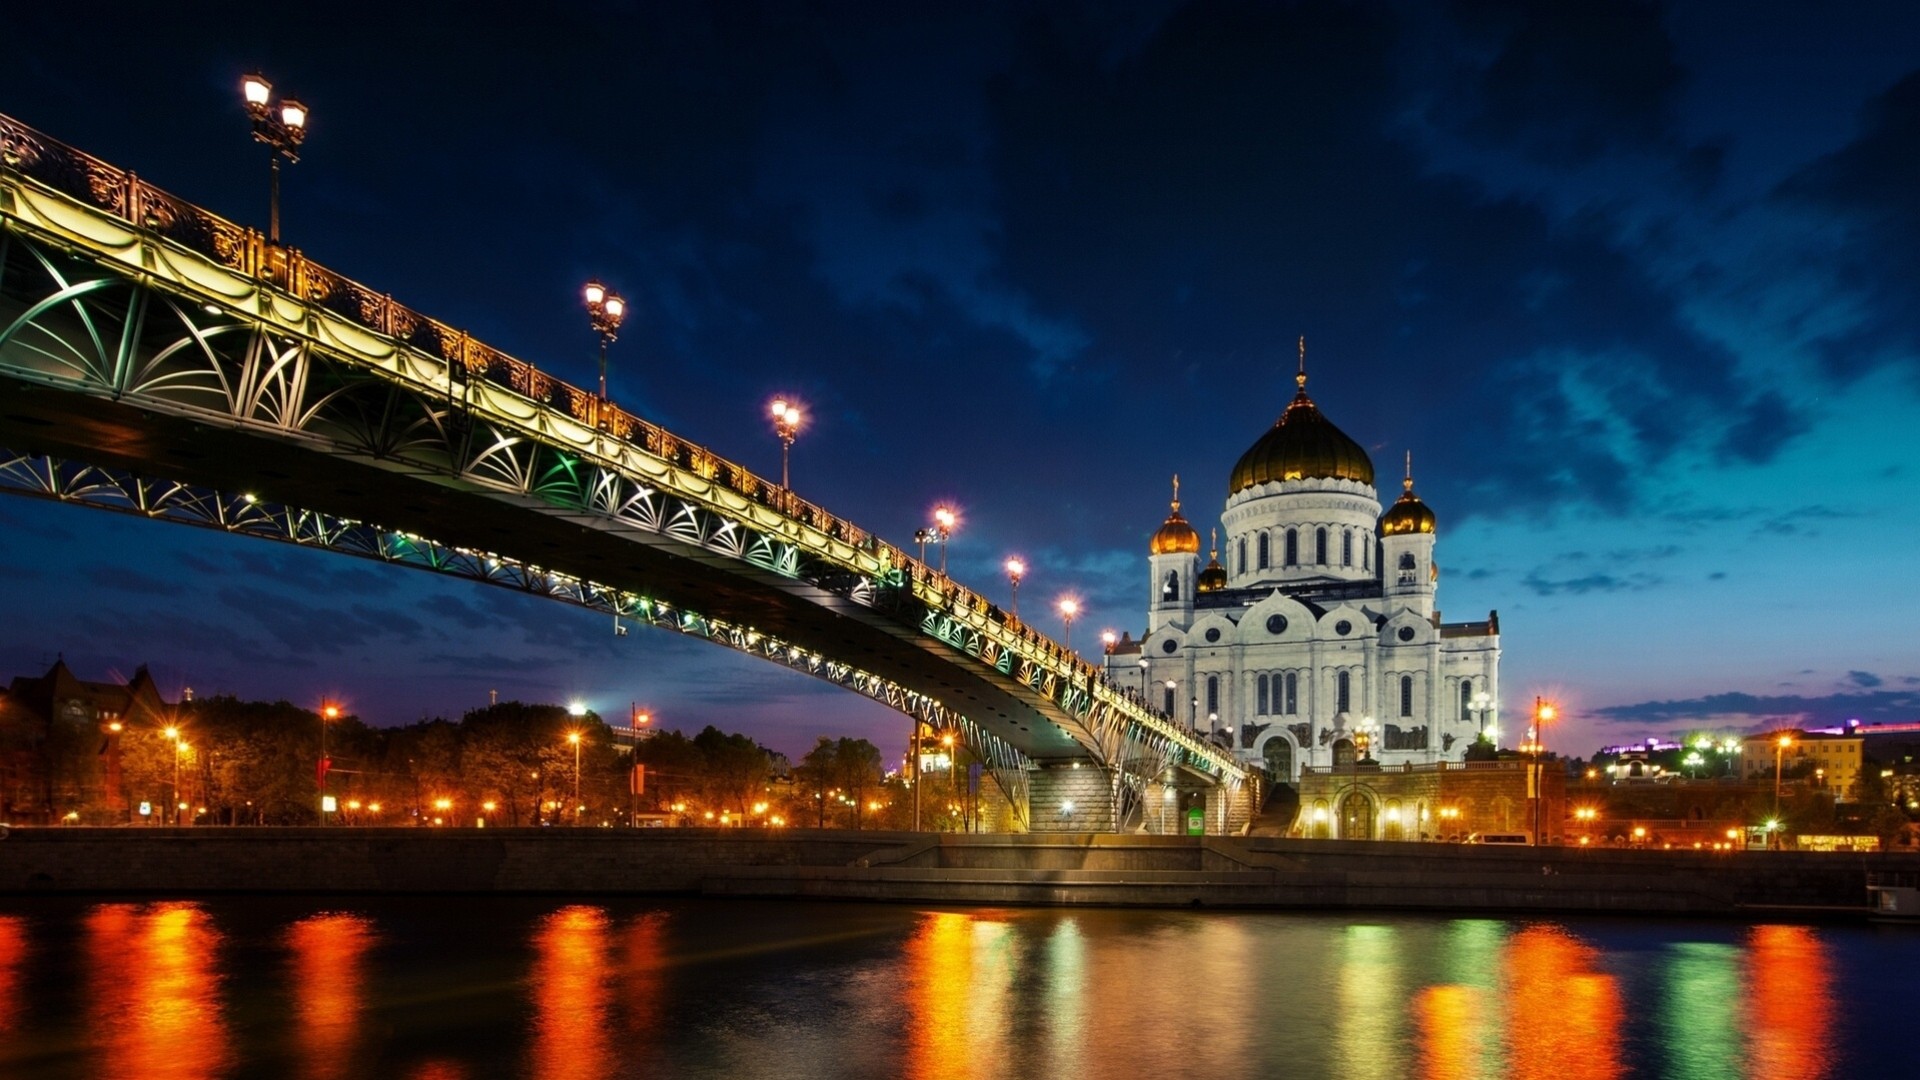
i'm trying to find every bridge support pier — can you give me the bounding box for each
[1026,762,1114,833]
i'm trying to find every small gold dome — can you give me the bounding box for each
[1380,453,1436,536]
[1150,475,1202,555]
[1228,343,1374,495]
[1197,529,1227,592]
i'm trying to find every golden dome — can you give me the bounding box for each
[1197,529,1228,592]
[1379,453,1436,535]
[1150,475,1201,555]
[1228,341,1374,495]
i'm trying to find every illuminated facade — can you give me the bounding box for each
[1105,351,1501,785]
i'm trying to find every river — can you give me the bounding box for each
[0,896,1911,1078]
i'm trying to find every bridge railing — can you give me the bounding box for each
[0,110,1239,779]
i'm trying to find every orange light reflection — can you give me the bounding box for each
[904,911,980,1080]
[0,915,24,1035]
[288,913,375,1080]
[529,906,613,1080]
[1417,985,1487,1080]
[1746,925,1833,1080]
[1505,926,1622,1080]
[85,902,232,1080]
[621,911,668,1038]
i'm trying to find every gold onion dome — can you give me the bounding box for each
[1197,529,1228,593]
[1379,452,1436,535]
[1149,475,1202,555]
[1228,339,1375,495]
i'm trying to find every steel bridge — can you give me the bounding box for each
[0,112,1250,832]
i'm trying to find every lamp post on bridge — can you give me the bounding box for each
[1005,557,1024,619]
[769,398,802,490]
[932,505,956,574]
[240,73,308,245]
[1057,597,1078,654]
[584,282,627,428]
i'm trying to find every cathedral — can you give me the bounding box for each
[1103,348,1500,784]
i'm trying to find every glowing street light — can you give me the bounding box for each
[769,397,802,489]
[568,730,584,825]
[584,280,627,424]
[1057,597,1079,653]
[1773,732,1795,830]
[1101,630,1118,655]
[240,72,308,244]
[1529,696,1557,845]
[319,703,340,826]
[1004,557,1025,618]
[932,505,957,574]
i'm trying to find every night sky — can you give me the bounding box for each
[3,3,1917,758]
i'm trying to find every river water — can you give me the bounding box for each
[0,895,1912,1079]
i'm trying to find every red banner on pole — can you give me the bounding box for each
[629,763,645,795]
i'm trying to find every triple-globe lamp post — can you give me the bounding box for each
[1004,557,1025,618]
[769,398,802,490]
[584,281,627,427]
[240,73,308,245]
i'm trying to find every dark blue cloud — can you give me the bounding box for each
[1849,670,1884,689]
[1778,69,1920,379]
[1595,689,1920,730]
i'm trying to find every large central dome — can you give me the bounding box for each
[1229,368,1375,494]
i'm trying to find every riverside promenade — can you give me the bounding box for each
[4,828,1901,918]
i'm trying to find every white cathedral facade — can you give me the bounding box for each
[1102,358,1501,783]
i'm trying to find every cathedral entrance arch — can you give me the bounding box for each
[1256,731,1297,785]
[1339,790,1374,840]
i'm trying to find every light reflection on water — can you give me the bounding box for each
[529,905,614,1080]
[84,902,231,1080]
[287,912,376,1080]
[0,896,1900,1079]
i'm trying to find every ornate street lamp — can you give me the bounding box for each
[584,281,627,425]
[1471,690,1494,745]
[932,505,956,574]
[1056,597,1078,653]
[1101,630,1118,655]
[240,73,308,245]
[1004,557,1025,617]
[769,398,802,489]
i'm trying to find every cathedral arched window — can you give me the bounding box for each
[1163,683,1175,715]
[1315,527,1328,564]
[1342,530,1353,566]
[1364,541,1371,571]
[1398,551,1417,586]
[1237,538,1247,574]
[1207,675,1219,715]
[1400,675,1413,718]
[1163,570,1180,602]
[1285,673,1298,714]
[1460,680,1472,722]
[1399,552,1416,569]
[1285,529,1298,566]
[1337,671,1350,713]
[1258,533,1270,569]
[1258,674,1269,715]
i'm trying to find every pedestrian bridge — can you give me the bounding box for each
[0,111,1249,832]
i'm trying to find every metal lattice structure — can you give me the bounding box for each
[0,110,1245,830]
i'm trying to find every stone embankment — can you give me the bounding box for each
[4,828,1902,918]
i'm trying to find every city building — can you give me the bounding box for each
[1741,730,1866,800]
[1104,349,1502,793]
[0,658,175,823]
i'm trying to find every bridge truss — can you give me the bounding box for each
[0,111,1246,830]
